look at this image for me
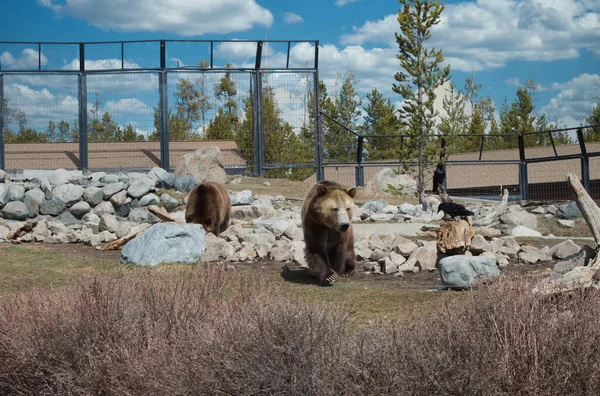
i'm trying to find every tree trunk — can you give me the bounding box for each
[437,219,475,254]
[566,173,600,266]
[472,189,509,226]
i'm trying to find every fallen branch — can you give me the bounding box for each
[7,220,38,240]
[100,223,152,251]
[566,173,600,266]
[148,205,183,223]
[472,189,509,227]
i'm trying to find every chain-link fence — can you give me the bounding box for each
[0,39,319,177]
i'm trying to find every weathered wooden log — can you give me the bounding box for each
[472,189,509,227]
[437,219,475,254]
[7,220,38,240]
[566,173,600,266]
[148,205,183,223]
[100,223,152,251]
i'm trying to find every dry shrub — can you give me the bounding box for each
[2,271,600,395]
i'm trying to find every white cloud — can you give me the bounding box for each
[39,0,274,36]
[505,78,521,87]
[0,49,48,70]
[542,73,600,127]
[340,0,600,72]
[104,98,152,115]
[4,84,79,127]
[283,12,303,24]
[214,41,258,60]
[335,0,361,7]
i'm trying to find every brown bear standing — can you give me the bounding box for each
[185,182,231,236]
[301,180,357,286]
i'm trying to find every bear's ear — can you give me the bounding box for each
[317,184,328,196]
[346,187,357,198]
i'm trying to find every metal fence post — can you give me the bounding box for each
[253,71,264,177]
[518,134,528,200]
[0,74,4,170]
[159,71,169,170]
[577,127,590,192]
[77,43,88,170]
[314,42,324,181]
[77,73,88,170]
[355,135,364,187]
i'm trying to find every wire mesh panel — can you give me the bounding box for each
[261,71,315,180]
[3,73,80,170]
[86,72,159,170]
[165,70,251,173]
[527,159,581,201]
[590,156,600,200]
[446,162,520,199]
[319,164,359,188]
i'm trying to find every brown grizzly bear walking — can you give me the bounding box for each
[185,182,231,236]
[301,180,357,286]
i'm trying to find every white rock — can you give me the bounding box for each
[510,225,542,238]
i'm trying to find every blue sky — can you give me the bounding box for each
[1,0,599,137]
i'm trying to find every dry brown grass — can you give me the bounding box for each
[2,267,600,395]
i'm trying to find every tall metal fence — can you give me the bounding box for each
[0,39,319,175]
[314,113,600,201]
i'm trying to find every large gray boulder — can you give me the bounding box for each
[438,255,500,290]
[230,190,253,206]
[174,146,228,185]
[9,184,25,201]
[120,223,206,267]
[52,184,84,206]
[0,184,10,206]
[1,201,29,220]
[40,199,66,216]
[103,182,125,199]
[550,239,581,259]
[557,202,582,219]
[25,188,46,206]
[83,186,104,206]
[501,210,537,231]
[174,176,198,192]
[127,179,154,199]
[363,168,417,197]
[148,167,176,189]
[361,198,388,212]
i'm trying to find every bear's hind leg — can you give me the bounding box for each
[305,251,337,286]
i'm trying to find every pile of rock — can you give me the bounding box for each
[0,167,195,245]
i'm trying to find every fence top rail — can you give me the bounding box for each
[0,39,318,45]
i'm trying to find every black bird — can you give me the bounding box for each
[432,163,445,194]
[437,202,474,219]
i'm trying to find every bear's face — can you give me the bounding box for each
[313,185,357,232]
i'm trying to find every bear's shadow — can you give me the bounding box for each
[280,266,321,285]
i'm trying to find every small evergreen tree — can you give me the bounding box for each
[393,0,450,203]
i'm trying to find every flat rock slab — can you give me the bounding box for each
[120,223,206,267]
[438,255,499,290]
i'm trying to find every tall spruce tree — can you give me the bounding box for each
[206,63,238,140]
[438,82,468,156]
[362,87,401,160]
[393,0,450,203]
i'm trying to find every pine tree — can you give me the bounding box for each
[584,100,600,142]
[324,72,361,162]
[362,87,401,160]
[206,63,239,140]
[438,82,468,156]
[393,0,450,203]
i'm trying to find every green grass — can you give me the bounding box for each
[537,216,593,238]
[0,244,450,327]
[0,245,123,293]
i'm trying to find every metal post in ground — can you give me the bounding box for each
[314,43,324,181]
[355,136,364,187]
[0,74,4,171]
[577,127,590,192]
[518,134,528,200]
[253,71,264,177]
[159,71,169,170]
[77,73,88,170]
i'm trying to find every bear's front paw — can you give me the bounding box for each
[321,271,338,286]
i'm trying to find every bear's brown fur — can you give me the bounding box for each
[301,180,357,286]
[185,182,231,236]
